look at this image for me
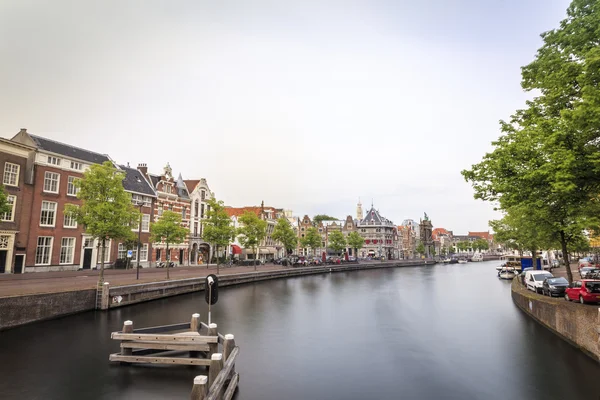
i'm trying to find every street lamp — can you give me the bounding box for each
[134,201,144,280]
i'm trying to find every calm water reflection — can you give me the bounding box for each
[1,262,599,399]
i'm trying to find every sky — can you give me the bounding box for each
[0,0,573,233]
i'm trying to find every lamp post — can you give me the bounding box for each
[135,201,143,280]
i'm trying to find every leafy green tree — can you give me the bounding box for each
[440,246,447,256]
[66,161,139,282]
[203,198,236,274]
[237,211,267,271]
[150,210,189,279]
[328,231,347,255]
[462,1,600,283]
[416,242,425,257]
[312,214,337,226]
[300,227,321,256]
[272,217,298,256]
[346,231,364,259]
[0,185,12,217]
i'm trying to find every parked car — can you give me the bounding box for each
[542,277,569,297]
[524,270,554,294]
[564,280,600,304]
[579,267,598,279]
[551,259,560,268]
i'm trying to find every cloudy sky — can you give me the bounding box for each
[1,0,572,233]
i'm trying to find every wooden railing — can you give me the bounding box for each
[108,313,239,399]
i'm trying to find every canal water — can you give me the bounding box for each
[1,261,599,399]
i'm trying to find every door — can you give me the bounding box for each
[0,250,6,273]
[14,254,24,274]
[179,250,184,265]
[83,249,93,269]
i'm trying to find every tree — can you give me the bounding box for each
[150,210,189,279]
[462,1,600,283]
[347,231,364,259]
[0,185,12,217]
[300,227,321,256]
[312,214,337,226]
[440,246,447,256]
[416,242,425,257]
[272,217,298,257]
[237,211,267,271]
[65,162,139,282]
[202,198,236,275]
[328,231,347,255]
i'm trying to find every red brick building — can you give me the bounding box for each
[0,137,36,273]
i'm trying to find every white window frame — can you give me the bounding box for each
[3,162,20,187]
[67,176,79,196]
[118,243,127,259]
[140,243,148,262]
[142,214,150,232]
[1,195,16,222]
[40,201,57,227]
[35,236,53,265]
[63,205,78,228]
[47,156,61,166]
[70,161,82,171]
[101,241,111,263]
[43,171,60,193]
[59,237,76,264]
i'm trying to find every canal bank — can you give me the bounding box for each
[511,277,600,362]
[0,260,433,331]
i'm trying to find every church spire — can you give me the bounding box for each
[357,197,364,220]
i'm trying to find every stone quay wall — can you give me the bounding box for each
[511,277,600,362]
[1,260,432,331]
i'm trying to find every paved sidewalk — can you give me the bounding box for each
[0,263,287,297]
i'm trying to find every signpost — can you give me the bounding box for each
[205,274,219,325]
[126,250,133,270]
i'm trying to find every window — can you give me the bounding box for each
[194,200,199,217]
[201,190,206,200]
[200,204,205,218]
[194,223,198,236]
[118,243,127,259]
[35,236,53,265]
[158,204,163,216]
[44,172,60,193]
[101,241,111,262]
[60,237,75,264]
[142,214,150,232]
[67,176,79,196]
[64,206,78,228]
[131,194,151,207]
[140,243,148,262]
[3,162,20,186]
[182,207,186,219]
[70,161,82,170]
[40,201,57,226]
[1,195,16,221]
[47,156,61,165]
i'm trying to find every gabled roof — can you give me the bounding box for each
[118,165,156,197]
[224,207,262,218]
[148,174,160,188]
[176,173,190,200]
[29,134,111,164]
[469,231,492,240]
[184,180,200,193]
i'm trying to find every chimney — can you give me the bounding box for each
[137,163,148,175]
[20,128,27,134]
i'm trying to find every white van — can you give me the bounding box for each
[525,270,554,293]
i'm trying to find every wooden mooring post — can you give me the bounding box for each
[109,313,240,399]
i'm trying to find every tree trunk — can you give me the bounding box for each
[100,238,106,282]
[166,243,170,279]
[254,246,257,271]
[216,244,220,275]
[531,246,538,272]
[560,230,573,283]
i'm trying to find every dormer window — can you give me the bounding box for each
[47,156,60,166]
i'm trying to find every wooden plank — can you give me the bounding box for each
[121,341,210,352]
[109,353,211,366]
[200,322,225,343]
[223,373,239,400]
[111,333,218,343]
[206,347,239,400]
[132,322,190,334]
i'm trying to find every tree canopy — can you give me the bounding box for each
[462,0,600,282]
[66,161,139,282]
[150,210,189,279]
[0,185,13,218]
[416,243,425,257]
[300,227,321,255]
[202,198,236,274]
[327,231,347,254]
[237,211,267,270]
[312,214,337,226]
[346,231,364,257]
[272,217,298,255]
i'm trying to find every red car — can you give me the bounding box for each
[564,279,600,304]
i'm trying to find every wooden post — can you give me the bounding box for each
[223,334,235,362]
[101,282,110,310]
[208,353,223,389]
[190,375,208,400]
[208,323,218,357]
[121,320,133,356]
[190,313,201,333]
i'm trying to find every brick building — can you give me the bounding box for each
[0,137,36,273]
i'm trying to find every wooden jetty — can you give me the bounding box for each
[109,313,239,400]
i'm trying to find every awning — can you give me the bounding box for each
[231,245,242,255]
